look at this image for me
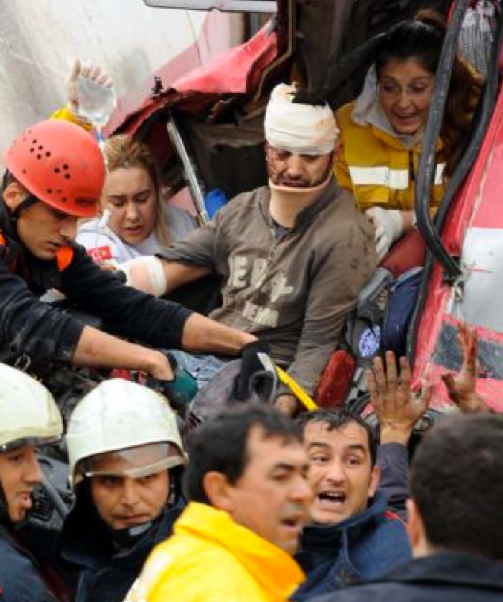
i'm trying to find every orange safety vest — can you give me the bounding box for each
[0,230,74,272]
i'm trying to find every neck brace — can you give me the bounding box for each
[269,176,331,228]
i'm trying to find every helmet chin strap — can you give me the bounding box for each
[10,194,39,223]
[0,480,10,524]
[110,519,154,549]
[1,171,40,225]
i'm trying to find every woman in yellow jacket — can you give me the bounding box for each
[335,10,482,258]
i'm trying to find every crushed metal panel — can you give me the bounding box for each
[142,0,276,12]
[294,0,451,104]
[454,228,503,333]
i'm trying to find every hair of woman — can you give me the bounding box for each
[103,134,171,246]
[375,9,483,177]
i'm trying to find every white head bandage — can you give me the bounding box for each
[265,84,337,155]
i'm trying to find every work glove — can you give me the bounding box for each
[230,339,278,404]
[365,207,404,260]
[66,59,113,122]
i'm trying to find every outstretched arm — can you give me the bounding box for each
[180,312,256,355]
[74,326,174,379]
[367,351,432,517]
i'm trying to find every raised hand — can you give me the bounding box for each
[367,351,432,444]
[442,322,487,412]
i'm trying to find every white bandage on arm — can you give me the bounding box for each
[120,256,167,297]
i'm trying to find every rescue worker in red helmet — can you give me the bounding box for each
[0,120,255,381]
[0,362,68,602]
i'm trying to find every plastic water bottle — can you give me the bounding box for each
[76,76,116,127]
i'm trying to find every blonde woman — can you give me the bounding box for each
[77,134,195,264]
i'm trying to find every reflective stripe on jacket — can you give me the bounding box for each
[334,101,445,211]
[124,502,305,602]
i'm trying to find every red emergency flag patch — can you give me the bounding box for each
[87,246,112,263]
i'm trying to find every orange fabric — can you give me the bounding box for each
[1,227,73,272]
[56,247,74,271]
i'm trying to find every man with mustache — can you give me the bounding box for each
[153,83,377,411]
[123,405,311,602]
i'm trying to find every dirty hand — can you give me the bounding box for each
[99,262,118,272]
[365,207,404,259]
[147,351,175,381]
[67,58,113,115]
[367,351,432,445]
[275,394,299,417]
[442,322,487,412]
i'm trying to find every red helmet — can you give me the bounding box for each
[3,120,105,218]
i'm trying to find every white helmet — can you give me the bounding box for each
[0,363,62,451]
[66,379,185,486]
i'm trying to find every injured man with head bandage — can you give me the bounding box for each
[129,84,378,414]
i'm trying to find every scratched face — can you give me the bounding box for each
[265,145,333,189]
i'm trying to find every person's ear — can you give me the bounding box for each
[407,498,424,551]
[3,181,28,211]
[202,471,235,513]
[368,464,381,498]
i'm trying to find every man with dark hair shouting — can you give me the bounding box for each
[312,413,503,602]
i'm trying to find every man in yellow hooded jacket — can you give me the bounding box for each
[123,405,311,602]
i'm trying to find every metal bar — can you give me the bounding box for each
[414,0,471,279]
[142,0,277,13]
[166,116,209,224]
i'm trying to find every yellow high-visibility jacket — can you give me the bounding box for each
[123,502,305,602]
[335,100,445,212]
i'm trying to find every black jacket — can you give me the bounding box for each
[0,201,191,365]
[0,524,66,602]
[58,487,183,602]
[311,552,503,602]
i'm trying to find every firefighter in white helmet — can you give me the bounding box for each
[59,379,186,602]
[0,363,67,602]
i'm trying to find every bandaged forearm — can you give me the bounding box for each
[120,256,167,297]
